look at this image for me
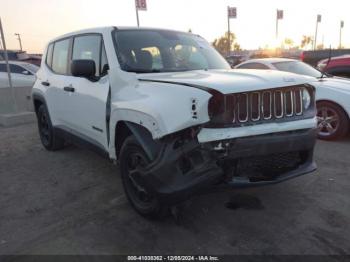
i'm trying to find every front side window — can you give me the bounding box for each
[52,39,70,74]
[10,64,31,75]
[72,35,101,76]
[113,29,230,73]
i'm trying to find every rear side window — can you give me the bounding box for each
[52,39,70,74]
[46,44,54,67]
[0,64,30,74]
[237,63,270,69]
[72,35,101,76]
[0,64,6,72]
[328,67,350,78]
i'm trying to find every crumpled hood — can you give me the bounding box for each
[311,77,350,93]
[137,69,310,94]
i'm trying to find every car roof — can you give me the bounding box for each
[330,54,350,60]
[49,26,195,43]
[0,60,32,66]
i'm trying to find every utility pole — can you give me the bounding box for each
[14,33,22,51]
[314,14,321,50]
[0,17,18,113]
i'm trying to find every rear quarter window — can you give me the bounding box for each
[46,44,54,68]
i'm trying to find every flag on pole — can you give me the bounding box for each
[228,7,237,19]
[341,20,344,28]
[317,14,322,23]
[277,10,283,20]
[135,0,147,11]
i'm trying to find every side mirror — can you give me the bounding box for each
[71,59,96,79]
[22,70,30,75]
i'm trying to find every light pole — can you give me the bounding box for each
[227,6,237,56]
[135,4,140,27]
[227,7,231,56]
[276,10,282,39]
[14,33,22,51]
[314,14,321,50]
[339,20,344,49]
[135,0,147,27]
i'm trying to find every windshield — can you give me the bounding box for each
[273,61,322,78]
[113,29,230,73]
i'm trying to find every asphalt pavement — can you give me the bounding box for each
[0,123,350,255]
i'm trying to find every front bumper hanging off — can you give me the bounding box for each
[129,128,317,204]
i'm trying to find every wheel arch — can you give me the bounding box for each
[114,121,161,161]
[316,99,350,121]
[32,93,47,115]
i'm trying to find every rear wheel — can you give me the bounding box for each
[119,135,168,219]
[37,104,65,151]
[317,101,349,140]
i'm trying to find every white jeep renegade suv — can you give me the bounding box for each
[32,27,317,218]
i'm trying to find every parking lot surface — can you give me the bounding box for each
[0,123,350,255]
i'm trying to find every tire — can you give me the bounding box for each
[119,135,168,219]
[317,101,349,141]
[37,104,65,151]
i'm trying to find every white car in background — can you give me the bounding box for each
[0,61,39,88]
[235,58,350,140]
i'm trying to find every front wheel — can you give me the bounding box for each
[317,101,349,140]
[119,135,168,219]
[37,104,65,151]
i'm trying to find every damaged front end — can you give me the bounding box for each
[127,126,317,205]
[127,127,223,205]
[127,84,317,205]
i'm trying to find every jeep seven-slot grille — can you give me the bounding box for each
[225,86,304,124]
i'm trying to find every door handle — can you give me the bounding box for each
[41,81,50,86]
[63,86,75,92]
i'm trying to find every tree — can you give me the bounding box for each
[317,44,324,50]
[212,32,237,55]
[284,38,294,49]
[301,35,313,49]
[233,43,241,51]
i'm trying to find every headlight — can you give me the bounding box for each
[302,88,311,109]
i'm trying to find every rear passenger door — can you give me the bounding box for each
[44,38,72,127]
[63,34,110,150]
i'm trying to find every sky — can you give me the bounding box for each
[0,0,349,53]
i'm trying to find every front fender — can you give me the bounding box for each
[108,108,163,159]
